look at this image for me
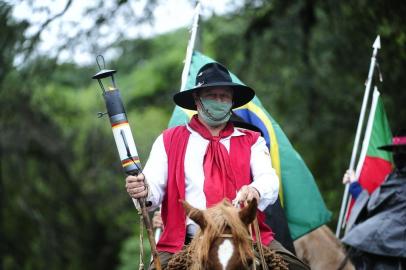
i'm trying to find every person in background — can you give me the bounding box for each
[342,129,406,270]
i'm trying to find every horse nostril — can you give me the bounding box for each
[246,259,255,269]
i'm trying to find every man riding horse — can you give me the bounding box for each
[126,62,308,269]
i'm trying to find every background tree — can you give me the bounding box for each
[1,0,406,269]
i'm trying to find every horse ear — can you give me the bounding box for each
[181,200,207,230]
[238,198,258,225]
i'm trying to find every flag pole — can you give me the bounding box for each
[336,35,381,237]
[154,1,201,243]
[180,2,201,92]
[354,87,381,178]
[341,87,381,231]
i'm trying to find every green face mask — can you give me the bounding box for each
[198,98,232,127]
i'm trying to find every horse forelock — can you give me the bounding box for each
[189,200,254,270]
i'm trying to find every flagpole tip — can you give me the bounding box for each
[373,35,381,49]
[195,1,201,12]
[372,86,381,97]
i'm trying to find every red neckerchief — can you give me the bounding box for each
[188,115,236,207]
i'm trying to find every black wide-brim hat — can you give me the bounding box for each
[173,62,255,110]
[378,129,406,151]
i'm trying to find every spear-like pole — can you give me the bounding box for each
[335,35,381,237]
[341,87,381,229]
[180,2,201,92]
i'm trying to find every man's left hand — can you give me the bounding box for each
[233,185,260,206]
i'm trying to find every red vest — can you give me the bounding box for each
[156,125,274,253]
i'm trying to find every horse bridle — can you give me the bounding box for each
[199,234,252,241]
[218,233,253,240]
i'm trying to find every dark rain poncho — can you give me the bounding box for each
[343,171,406,258]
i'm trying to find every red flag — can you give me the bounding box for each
[345,89,393,221]
[356,89,393,193]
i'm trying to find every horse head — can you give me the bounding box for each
[182,198,257,270]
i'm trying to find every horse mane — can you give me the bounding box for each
[188,199,254,270]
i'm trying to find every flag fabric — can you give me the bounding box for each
[344,88,393,224]
[169,51,331,240]
[355,88,393,194]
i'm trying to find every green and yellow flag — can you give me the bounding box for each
[169,51,331,239]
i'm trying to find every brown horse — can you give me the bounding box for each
[166,199,287,270]
[293,225,355,270]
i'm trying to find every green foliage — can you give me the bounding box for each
[115,29,187,112]
[117,234,151,270]
[1,9,178,268]
[2,1,406,269]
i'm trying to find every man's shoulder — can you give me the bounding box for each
[162,125,190,147]
[233,127,261,142]
[163,125,188,136]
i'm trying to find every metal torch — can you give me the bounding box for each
[92,55,161,270]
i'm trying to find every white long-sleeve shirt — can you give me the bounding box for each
[143,125,279,216]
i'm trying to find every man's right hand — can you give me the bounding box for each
[342,169,357,184]
[125,174,148,199]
